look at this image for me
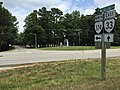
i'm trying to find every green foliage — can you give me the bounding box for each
[114,14,120,45]
[24,10,46,47]
[0,4,18,51]
[23,7,95,47]
[23,6,120,47]
[38,46,95,51]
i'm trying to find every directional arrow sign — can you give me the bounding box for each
[96,36,101,40]
[104,34,113,42]
[94,35,102,42]
[107,36,110,41]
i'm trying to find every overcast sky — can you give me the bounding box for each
[1,0,119,32]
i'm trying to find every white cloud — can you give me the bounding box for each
[67,3,95,15]
[1,0,118,32]
[83,9,95,15]
[1,0,65,32]
[55,1,72,13]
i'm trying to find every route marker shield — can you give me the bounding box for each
[95,21,103,34]
[104,19,115,33]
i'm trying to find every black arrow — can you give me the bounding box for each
[96,37,101,40]
[107,36,110,41]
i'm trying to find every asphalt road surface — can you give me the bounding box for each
[0,46,120,67]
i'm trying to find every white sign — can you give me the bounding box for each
[95,14,103,21]
[95,21,103,34]
[104,19,115,33]
[104,34,113,42]
[104,10,116,19]
[94,35,102,42]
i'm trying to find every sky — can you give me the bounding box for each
[1,0,119,32]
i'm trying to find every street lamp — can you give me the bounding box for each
[51,31,55,46]
[75,29,82,46]
[63,33,66,46]
[0,2,3,34]
[30,33,37,48]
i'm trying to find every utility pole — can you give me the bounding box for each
[75,29,82,46]
[0,2,3,51]
[34,34,37,48]
[0,2,3,34]
[78,31,80,46]
[101,33,106,80]
[30,33,37,49]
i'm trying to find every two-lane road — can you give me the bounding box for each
[0,46,120,67]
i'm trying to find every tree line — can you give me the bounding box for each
[22,7,120,47]
[0,3,18,51]
[21,7,95,47]
[1,5,120,50]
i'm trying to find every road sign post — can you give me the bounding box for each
[101,33,106,80]
[94,4,116,80]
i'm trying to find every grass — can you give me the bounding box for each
[38,46,120,51]
[111,46,120,49]
[38,46,96,51]
[0,57,120,90]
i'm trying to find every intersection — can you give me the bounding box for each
[0,46,120,67]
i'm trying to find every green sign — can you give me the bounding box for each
[100,4,115,12]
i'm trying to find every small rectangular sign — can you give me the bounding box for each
[95,14,103,21]
[94,35,102,42]
[104,34,114,42]
[100,4,115,12]
[104,10,116,19]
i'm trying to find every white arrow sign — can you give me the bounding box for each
[104,19,115,33]
[94,35,102,42]
[95,21,103,34]
[104,34,113,42]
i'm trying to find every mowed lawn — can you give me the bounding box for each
[0,57,120,90]
[38,46,96,50]
[38,46,120,51]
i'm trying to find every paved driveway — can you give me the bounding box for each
[0,46,120,67]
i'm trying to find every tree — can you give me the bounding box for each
[114,13,120,45]
[0,3,18,51]
[80,14,94,45]
[24,10,46,47]
[37,7,64,46]
[23,6,120,47]
[62,11,81,45]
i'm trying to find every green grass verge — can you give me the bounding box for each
[111,46,120,49]
[0,57,120,90]
[38,46,96,51]
[38,46,120,51]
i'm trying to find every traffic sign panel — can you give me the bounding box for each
[94,4,115,81]
[104,34,113,42]
[100,4,115,12]
[104,10,116,19]
[104,19,115,33]
[94,35,102,42]
[95,14,103,21]
[95,21,103,34]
